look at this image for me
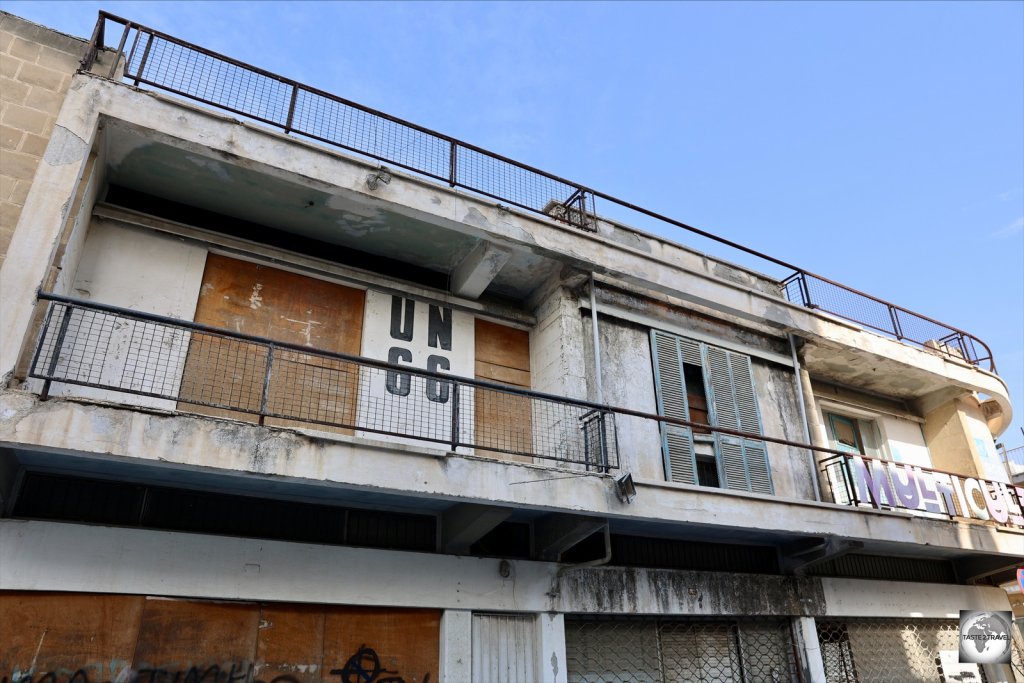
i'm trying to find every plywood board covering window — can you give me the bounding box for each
[178,254,365,432]
[474,319,532,462]
[0,593,439,683]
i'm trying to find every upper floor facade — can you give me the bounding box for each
[1,10,1020,588]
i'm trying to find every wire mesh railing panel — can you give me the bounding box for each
[802,275,897,336]
[781,275,807,306]
[565,617,799,683]
[292,88,451,179]
[29,300,617,470]
[178,331,268,413]
[127,33,293,126]
[455,145,581,216]
[91,15,995,369]
[817,618,983,683]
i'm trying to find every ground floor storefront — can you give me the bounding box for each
[0,521,1018,682]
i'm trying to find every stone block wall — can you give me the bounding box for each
[0,12,86,269]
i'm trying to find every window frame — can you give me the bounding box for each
[650,330,773,495]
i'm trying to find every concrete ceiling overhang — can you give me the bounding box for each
[800,335,1012,433]
[101,119,560,301]
[97,118,1011,428]
[7,446,1017,567]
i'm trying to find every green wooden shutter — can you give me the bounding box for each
[704,345,774,495]
[651,330,698,485]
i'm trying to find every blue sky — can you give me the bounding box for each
[9,1,1024,446]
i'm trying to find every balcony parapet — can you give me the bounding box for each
[78,11,996,373]
[25,293,1024,531]
[30,294,618,471]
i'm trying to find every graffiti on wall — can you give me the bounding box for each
[5,646,430,683]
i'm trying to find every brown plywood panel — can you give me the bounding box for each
[322,607,439,683]
[255,605,324,683]
[475,320,532,463]
[474,361,531,388]
[474,320,530,372]
[133,598,259,671]
[0,592,143,676]
[179,254,365,433]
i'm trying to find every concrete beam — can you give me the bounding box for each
[954,555,1023,584]
[441,503,512,555]
[535,513,606,562]
[780,536,864,576]
[449,241,512,299]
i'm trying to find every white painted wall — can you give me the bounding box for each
[3,519,1011,622]
[583,316,663,480]
[820,577,1011,618]
[358,289,474,449]
[879,414,932,467]
[38,219,207,409]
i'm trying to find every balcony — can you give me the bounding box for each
[80,11,996,373]
[24,294,1024,534]
[29,294,618,471]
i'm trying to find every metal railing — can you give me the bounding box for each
[29,295,618,471]
[78,12,996,372]
[819,452,1023,526]
[25,294,1024,530]
[1002,445,1024,477]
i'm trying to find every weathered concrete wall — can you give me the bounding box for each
[38,219,207,408]
[0,519,1011,619]
[924,398,980,478]
[596,283,790,358]
[819,577,1011,618]
[3,393,1020,556]
[0,13,84,269]
[530,285,588,401]
[582,315,662,480]
[753,360,815,500]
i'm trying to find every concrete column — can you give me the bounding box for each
[537,612,568,683]
[798,366,834,503]
[530,284,588,401]
[793,616,827,683]
[439,608,472,683]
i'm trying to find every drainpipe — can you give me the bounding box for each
[589,273,604,404]
[790,334,821,502]
[548,524,613,610]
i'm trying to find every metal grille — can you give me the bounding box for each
[565,616,799,683]
[84,13,994,370]
[781,273,992,368]
[29,299,617,470]
[1013,620,1023,682]
[817,618,988,683]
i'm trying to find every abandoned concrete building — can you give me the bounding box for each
[1,10,1022,683]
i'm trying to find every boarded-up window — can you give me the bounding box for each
[0,593,438,683]
[474,319,532,462]
[178,254,365,432]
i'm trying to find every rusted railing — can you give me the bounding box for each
[80,12,995,372]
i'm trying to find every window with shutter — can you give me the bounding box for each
[650,330,774,494]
